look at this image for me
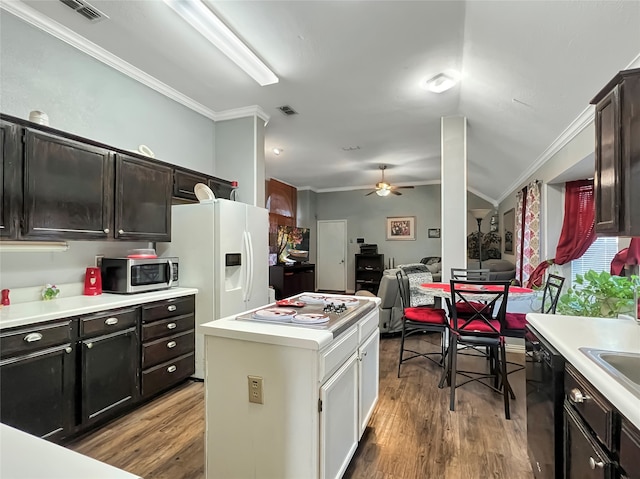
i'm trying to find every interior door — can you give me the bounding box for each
[317,220,347,292]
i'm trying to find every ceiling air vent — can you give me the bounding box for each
[278,105,298,116]
[59,0,109,23]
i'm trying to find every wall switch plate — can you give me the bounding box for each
[248,375,264,404]
[95,255,104,267]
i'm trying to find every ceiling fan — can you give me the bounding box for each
[365,165,414,196]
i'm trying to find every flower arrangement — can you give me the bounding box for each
[42,284,60,301]
[557,270,639,318]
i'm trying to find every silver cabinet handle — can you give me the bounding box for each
[105,317,119,326]
[167,322,177,329]
[104,228,109,233]
[167,305,177,312]
[167,365,177,373]
[118,229,124,234]
[589,457,604,469]
[167,341,177,349]
[24,333,43,342]
[569,388,590,404]
[86,342,93,349]
[65,347,73,354]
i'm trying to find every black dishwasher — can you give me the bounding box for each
[526,325,565,479]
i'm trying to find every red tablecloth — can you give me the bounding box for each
[420,283,534,294]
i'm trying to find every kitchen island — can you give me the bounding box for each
[200,293,381,479]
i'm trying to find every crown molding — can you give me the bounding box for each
[216,105,270,124]
[468,187,498,206]
[0,1,268,124]
[496,104,594,205]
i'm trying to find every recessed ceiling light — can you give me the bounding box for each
[424,73,458,93]
[273,148,283,155]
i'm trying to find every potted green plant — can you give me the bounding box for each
[557,270,640,318]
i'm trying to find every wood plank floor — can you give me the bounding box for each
[69,333,533,479]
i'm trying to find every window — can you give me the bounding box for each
[571,237,619,284]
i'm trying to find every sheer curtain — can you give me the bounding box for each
[515,181,541,286]
[527,179,596,288]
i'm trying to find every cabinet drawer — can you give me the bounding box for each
[141,352,194,398]
[358,309,378,344]
[142,330,195,369]
[142,313,194,341]
[319,326,358,383]
[79,308,138,338]
[565,364,613,449]
[0,320,73,359]
[142,296,195,323]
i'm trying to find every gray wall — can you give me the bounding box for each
[315,185,493,291]
[0,13,215,174]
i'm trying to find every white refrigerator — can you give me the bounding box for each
[163,199,269,379]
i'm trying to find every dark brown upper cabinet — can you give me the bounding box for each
[173,168,208,202]
[115,154,172,242]
[591,68,640,236]
[0,120,20,239]
[22,129,113,240]
[207,176,234,201]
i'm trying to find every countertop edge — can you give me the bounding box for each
[527,313,640,430]
[0,287,199,330]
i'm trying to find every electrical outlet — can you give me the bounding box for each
[247,375,264,404]
[95,255,104,267]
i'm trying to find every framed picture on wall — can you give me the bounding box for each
[386,216,416,241]
[503,208,515,254]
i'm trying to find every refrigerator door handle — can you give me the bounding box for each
[242,231,249,302]
[246,231,254,302]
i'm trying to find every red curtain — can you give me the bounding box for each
[610,238,640,275]
[527,179,597,287]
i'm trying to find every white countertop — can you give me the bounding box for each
[0,287,198,330]
[0,424,141,479]
[527,313,640,429]
[200,293,380,350]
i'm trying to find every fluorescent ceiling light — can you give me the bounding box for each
[163,0,278,86]
[425,73,457,93]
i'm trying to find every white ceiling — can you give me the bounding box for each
[15,0,640,202]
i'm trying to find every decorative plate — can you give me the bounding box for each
[292,313,330,324]
[252,308,297,321]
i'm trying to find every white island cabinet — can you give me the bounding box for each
[200,294,380,479]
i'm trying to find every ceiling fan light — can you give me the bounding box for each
[376,188,391,197]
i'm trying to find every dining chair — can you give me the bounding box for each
[438,280,512,419]
[503,274,565,338]
[396,271,448,378]
[451,268,491,316]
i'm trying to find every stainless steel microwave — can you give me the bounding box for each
[101,257,179,294]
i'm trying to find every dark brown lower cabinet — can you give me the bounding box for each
[564,403,614,478]
[269,264,316,299]
[0,343,75,440]
[80,327,138,426]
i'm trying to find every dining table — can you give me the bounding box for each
[418,282,537,311]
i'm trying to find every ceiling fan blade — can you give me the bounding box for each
[394,185,414,189]
[391,190,402,196]
[365,191,376,196]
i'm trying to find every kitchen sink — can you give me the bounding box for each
[580,348,640,399]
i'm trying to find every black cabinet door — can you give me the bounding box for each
[208,177,233,200]
[22,129,113,240]
[594,87,621,234]
[115,154,172,241]
[0,344,75,441]
[564,404,614,479]
[80,327,138,425]
[174,168,207,202]
[0,121,20,239]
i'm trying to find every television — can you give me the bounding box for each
[277,226,310,264]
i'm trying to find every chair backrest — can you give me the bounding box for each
[449,280,510,336]
[541,274,565,314]
[451,268,490,282]
[395,270,410,311]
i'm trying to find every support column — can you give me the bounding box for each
[440,117,468,283]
